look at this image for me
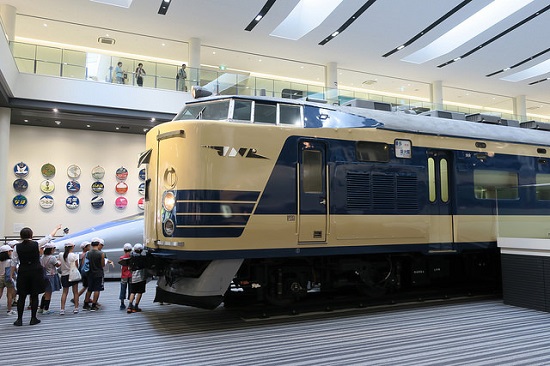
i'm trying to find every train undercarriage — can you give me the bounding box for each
[151,249,502,310]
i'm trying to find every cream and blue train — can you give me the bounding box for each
[141,95,550,309]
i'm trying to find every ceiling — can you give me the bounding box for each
[3,0,550,131]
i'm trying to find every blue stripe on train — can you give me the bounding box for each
[175,202,255,215]
[176,214,250,226]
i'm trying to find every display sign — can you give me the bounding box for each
[65,195,80,209]
[115,181,128,194]
[39,195,54,209]
[91,181,105,194]
[66,180,81,193]
[139,168,146,181]
[40,179,55,193]
[13,179,28,192]
[41,163,56,178]
[137,197,145,210]
[14,162,29,177]
[67,164,81,179]
[13,194,27,208]
[91,196,104,209]
[116,166,128,181]
[91,165,105,180]
[395,139,412,158]
[138,182,145,195]
[115,196,128,209]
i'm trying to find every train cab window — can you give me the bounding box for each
[176,100,230,120]
[302,150,323,193]
[232,100,252,122]
[356,141,389,162]
[474,170,518,200]
[254,102,277,124]
[536,174,550,200]
[279,104,302,126]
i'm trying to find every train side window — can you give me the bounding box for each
[474,170,518,199]
[428,157,436,202]
[536,174,550,200]
[279,104,302,126]
[356,141,389,162]
[440,159,449,203]
[302,150,323,193]
[233,100,252,122]
[254,102,277,124]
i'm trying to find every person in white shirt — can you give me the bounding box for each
[59,242,80,315]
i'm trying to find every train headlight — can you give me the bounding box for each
[164,219,175,236]
[163,191,176,211]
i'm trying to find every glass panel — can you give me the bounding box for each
[474,170,518,199]
[302,150,322,193]
[62,64,86,79]
[176,100,230,120]
[233,100,252,121]
[428,158,436,202]
[254,102,276,124]
[439,159,449,203]
[36,61,60,76]
[62,49,86,66]
[536,174,550,200]
[280,105,302,126]
[36,45,62,63]
[356,141,389,162]
[14,58,35,73]
[11,42,36,59]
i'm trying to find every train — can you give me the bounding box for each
[141,94,550,309]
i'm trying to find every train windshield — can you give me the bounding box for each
[175,100,230,121]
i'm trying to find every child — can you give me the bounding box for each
[0,245,16,315]
[39,243,61,315]
[127,243,147,313]
[118,243,133,310]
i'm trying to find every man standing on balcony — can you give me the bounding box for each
[176,63,187,91]
[115,62,124,84]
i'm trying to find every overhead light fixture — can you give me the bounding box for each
[54,120,61,125]
[158,0,171,15]
[487,46,550,77]
[90,0,133,8]
[383,0,473,57]
[529,78,549,86]
[245,0,277,31]
[319,0,377,46]
[271,0,343,41]
[437,4,550,68]
[402,0,534,64]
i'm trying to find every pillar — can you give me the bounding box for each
[325,62,338,104]
[188,37,201,88]
[431,80,443,110]
[0,4,16,42]
[513,95,527,122]
[0,108,11,237]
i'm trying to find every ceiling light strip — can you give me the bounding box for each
[245,0,277,31]
[271,0,343,41]
[486,47,550,77]
[402,0,535,64]
[158,0,171,15]
[528,78,549,86]
[382,0,472,58]
[501,58,550,82]
[319,0,377,46]
[437,4,550,68]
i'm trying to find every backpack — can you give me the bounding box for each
[81,252,90,274]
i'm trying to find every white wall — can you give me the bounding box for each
[5,125,145,237]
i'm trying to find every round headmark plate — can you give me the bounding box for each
[41,163,56,178]
[139,168,146,181]
[13,178,29,193]
[39,195,54,209]
[91,181,104,194]
[66,180,81,193]
[138,182,145,195]
[14,162,29,177]
[115,196,128,209]
[116,166,128,181]
[67,164,81,179]
[13,194,27,208]
[138,197,145,210]
[91,196,104,209]
[40,180,55,193]
[115,181,128,194]
[91,165,105,180]
[66,195,80,209]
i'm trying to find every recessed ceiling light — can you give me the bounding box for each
[402,0,534,64]
[23,119,28,122]
[43,23,48,27]
[87,125,91,128]
[245,0,277,31]
[53,108,58,112]
[55,120,61,125]
[116,127,120,130]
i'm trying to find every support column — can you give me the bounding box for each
[514,95,527,122]
[189,37,201,88]
[0,108,11,237]
[431,80,444,110]
[325,62,338,104]
[0,4,16,42]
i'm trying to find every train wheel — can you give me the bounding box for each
[356,257,393,298]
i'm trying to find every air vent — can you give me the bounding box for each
[98,37,116,45]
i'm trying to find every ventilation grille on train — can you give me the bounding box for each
[98,37,116,45]
[346,171,419,212]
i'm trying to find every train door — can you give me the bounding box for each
[298,140,327,243]
[427,150,454,247]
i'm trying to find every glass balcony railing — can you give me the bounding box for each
[8,41,549,123]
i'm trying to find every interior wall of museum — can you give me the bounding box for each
[5,125,144,238]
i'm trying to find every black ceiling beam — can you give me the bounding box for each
[245,0,277,31]
[486,47,550,77]
[382,0,472,58]
[319,0,378,46]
